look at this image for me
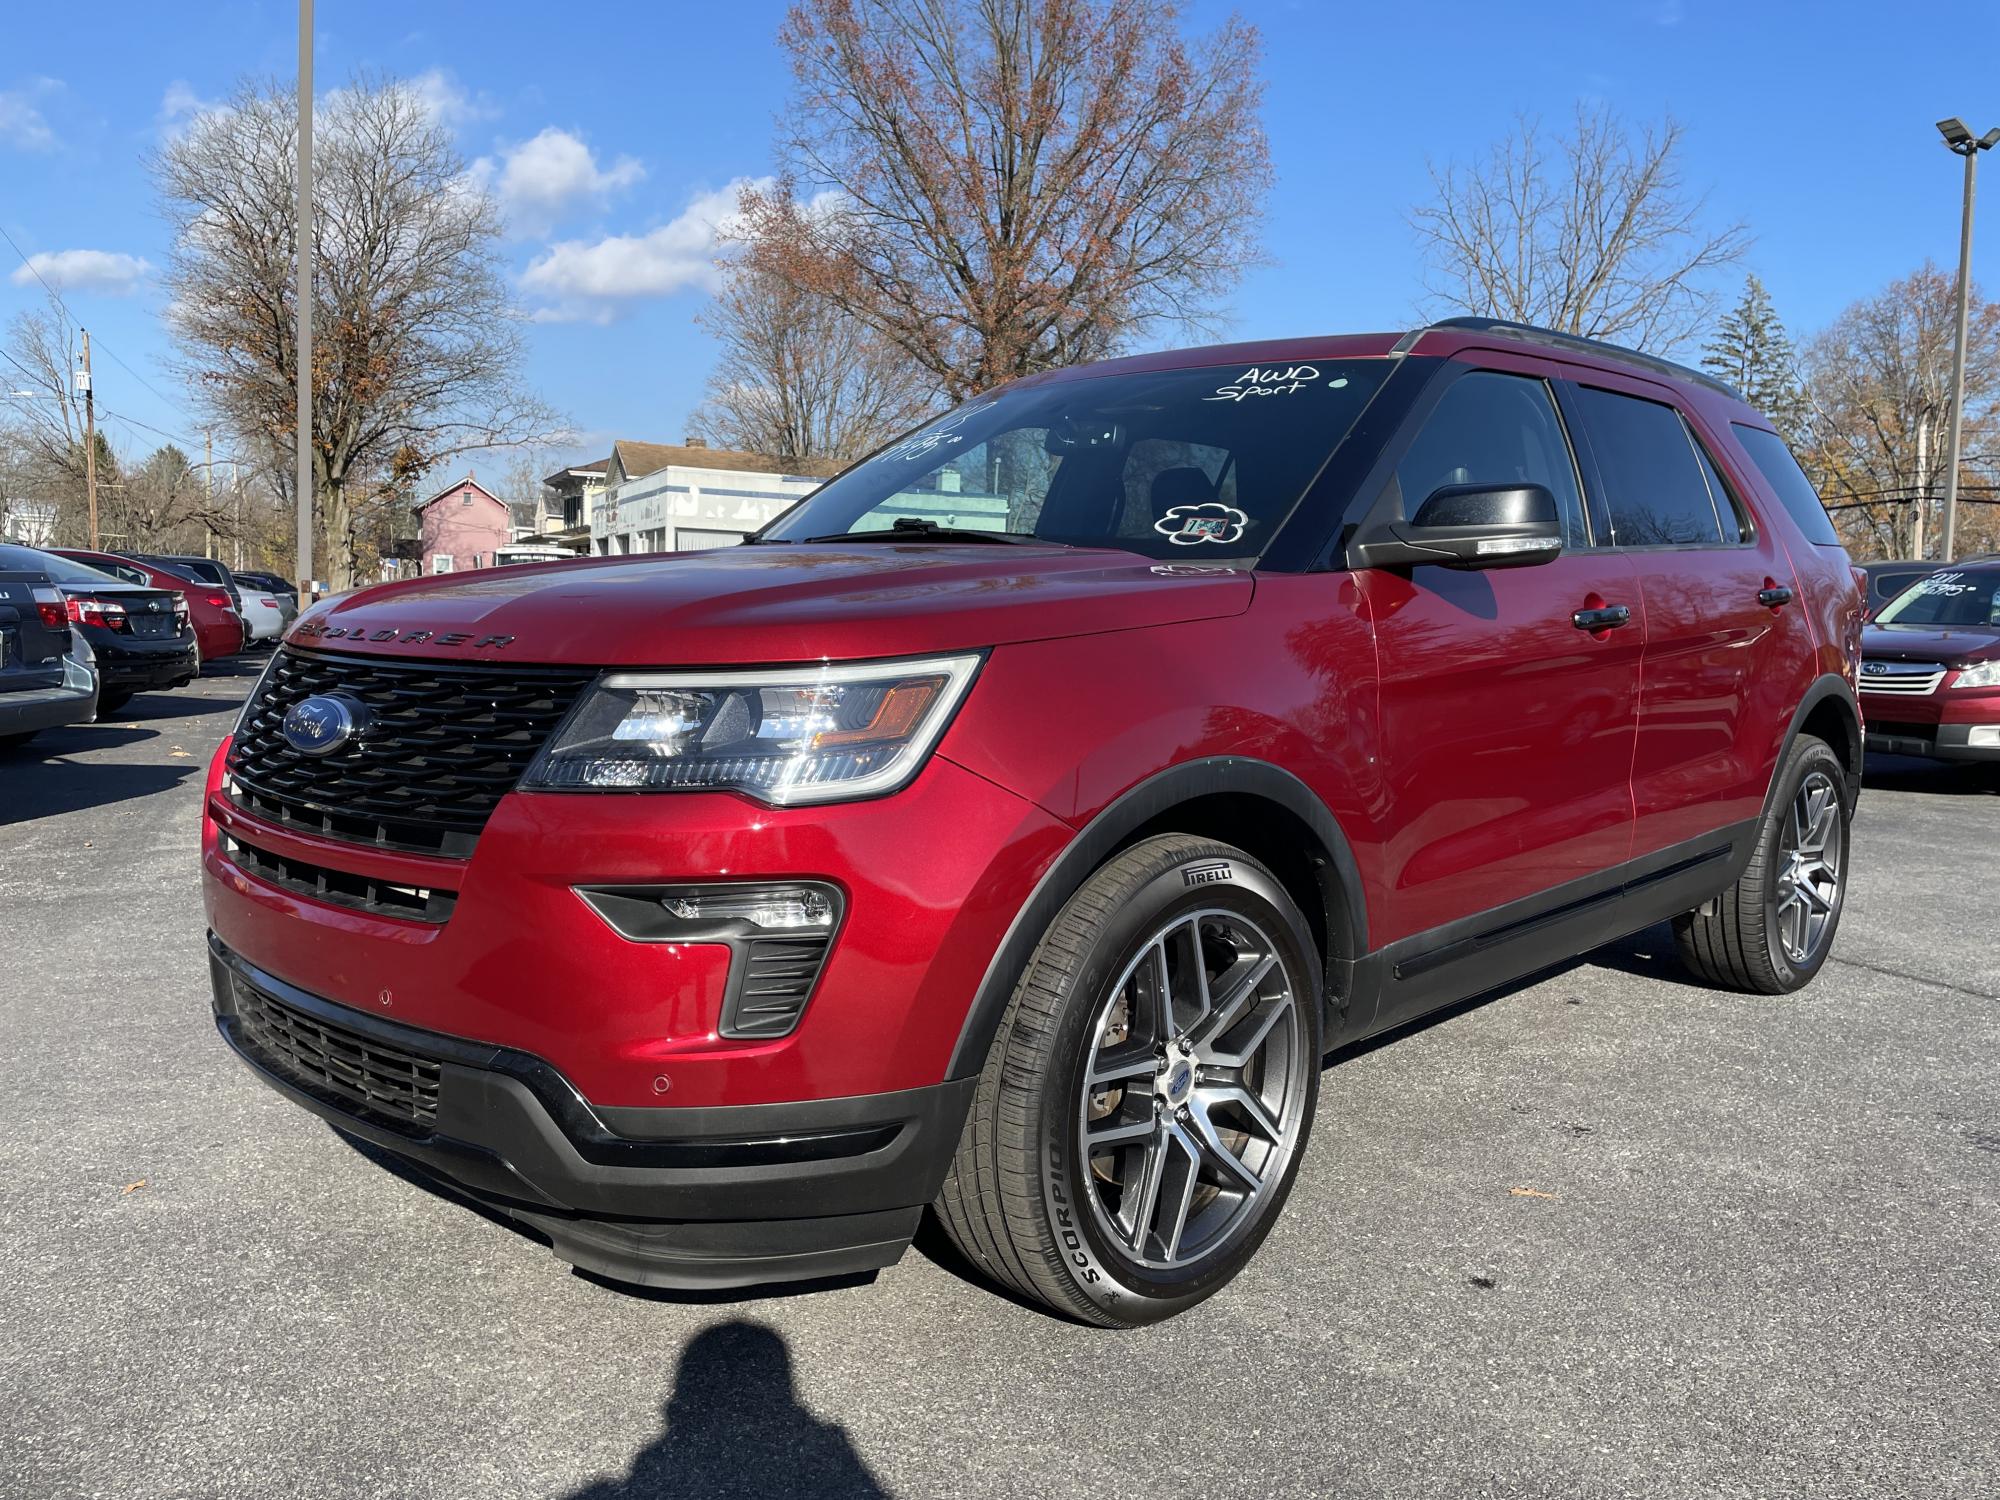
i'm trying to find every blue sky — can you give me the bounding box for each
[2,0,1996,477]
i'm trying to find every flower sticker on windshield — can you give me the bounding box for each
[1154,502,1249,547]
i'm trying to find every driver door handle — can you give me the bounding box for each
[1758,585,1794,608]
[1572,604,1632,632]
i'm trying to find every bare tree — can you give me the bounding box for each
[1799,263,2000,561]
[1410,106,1749,353]
[739,0,1273,403]
[155,74,562,588]
[0,296,90,498]
[690,231,937,461]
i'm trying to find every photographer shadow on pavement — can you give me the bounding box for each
[562,1320,891,1500]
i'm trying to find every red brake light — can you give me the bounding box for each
[31,586,66,629]
[204,592,230,609]
[69,596,129,630]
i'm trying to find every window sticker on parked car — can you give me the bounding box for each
[1154,503,1249,545]
[1915,571,1974,596]
[1204,365,1343,402]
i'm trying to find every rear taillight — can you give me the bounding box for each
[171,591,189,624]
[31,586,66,629]
[68,596,129,631]
[204,592,230,610]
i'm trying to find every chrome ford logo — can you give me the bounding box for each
[281,694,365,756]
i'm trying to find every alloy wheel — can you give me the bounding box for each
[1078,909,1311,1272]
[1774,769,1842,965]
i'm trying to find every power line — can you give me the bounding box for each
[0,221,77,333]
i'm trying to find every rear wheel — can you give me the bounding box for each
[1673,734,1849,993]
[936,835,1322,1326]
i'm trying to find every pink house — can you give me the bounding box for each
[416,474,510,575]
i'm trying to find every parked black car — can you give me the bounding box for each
[28,548,198,715]
[232,569,297,607]
[0,545,100,751]
[1860,560,1939,615]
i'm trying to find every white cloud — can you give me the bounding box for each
[0,78,63,151]
[408,68,497,129]
[470,126,644,234]
[9,249,153,296]
[157,79,228,138]
[520,177,763,321]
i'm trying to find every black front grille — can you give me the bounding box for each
[727,936,835,1039]
[231,978,442,1130]
[229,648,596,852]
[224,831,458,922]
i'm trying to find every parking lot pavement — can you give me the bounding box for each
[2,667,1995,1500]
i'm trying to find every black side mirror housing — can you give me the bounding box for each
[1351,483,1564,571]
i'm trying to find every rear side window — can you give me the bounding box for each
[1732,425,1843,547]
[1394,371,1590,546]
[1572,386,1724,546]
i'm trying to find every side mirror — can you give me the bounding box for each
[1352,483,1564,571]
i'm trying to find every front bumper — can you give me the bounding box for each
[209,933,974,1288]
[1864,719,2000,762]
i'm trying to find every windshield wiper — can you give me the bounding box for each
[801,517,1060,546]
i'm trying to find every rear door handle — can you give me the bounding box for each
[1758,585,1794,608]
[1572,604,1632,632]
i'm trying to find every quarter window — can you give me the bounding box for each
[1732,425,1843,547]
[1572,386,1726,546]
[1394,372,1590,546]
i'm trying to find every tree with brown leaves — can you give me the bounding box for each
[740,0,1273,403]
[691,226,937,463]
[155,75,560,588]
[1800,264,2000,560]
[1411,106,1749,354]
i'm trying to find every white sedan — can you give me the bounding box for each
[237,586,288,642]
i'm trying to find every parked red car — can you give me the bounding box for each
[1858,558,2000,767]
[55,548,245,665]
[202,319,1863,1324]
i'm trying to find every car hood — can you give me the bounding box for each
[287,544,1256,665]
[1862,623,2000,666]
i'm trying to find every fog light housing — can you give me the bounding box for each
[1966,725,2000,748]
[575,881,845,1040]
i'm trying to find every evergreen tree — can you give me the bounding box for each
[1703,275,1808,439]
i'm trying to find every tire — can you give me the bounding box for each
[97,690,132,716]
[936,835,1323,1326]
[1673,733,1850,994]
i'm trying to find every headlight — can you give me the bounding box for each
[524,653,983,804]
[1953,660,2000,689]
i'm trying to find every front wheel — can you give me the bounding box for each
[1674,733,1850,993]
[935,835,1323,1326]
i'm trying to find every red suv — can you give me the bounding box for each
[201,320,1864,1325]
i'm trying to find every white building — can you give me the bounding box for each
[2,500,57,546]
[588,440,838,556]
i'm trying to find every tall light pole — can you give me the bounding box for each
[1936,117,1998,563]
[295,0,314,601]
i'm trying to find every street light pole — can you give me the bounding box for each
[295,0,314,602]
[1936,117,1999,564]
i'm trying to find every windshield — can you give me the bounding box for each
[1874,568,2000,630]
[760,359,1391,561]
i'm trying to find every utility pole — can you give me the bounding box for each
[79,329,98,549]
[1937,118,1999,563]
[295,0,314,602]
[203,429,214,558]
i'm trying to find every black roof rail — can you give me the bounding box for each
[1400,316,1744,402]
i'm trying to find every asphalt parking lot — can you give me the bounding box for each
[2,667,1995,1500]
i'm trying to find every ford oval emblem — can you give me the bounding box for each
[281,694,365,756]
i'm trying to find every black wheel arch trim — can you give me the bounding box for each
[946,756,1366,1080]
[1775,673,1863,813]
